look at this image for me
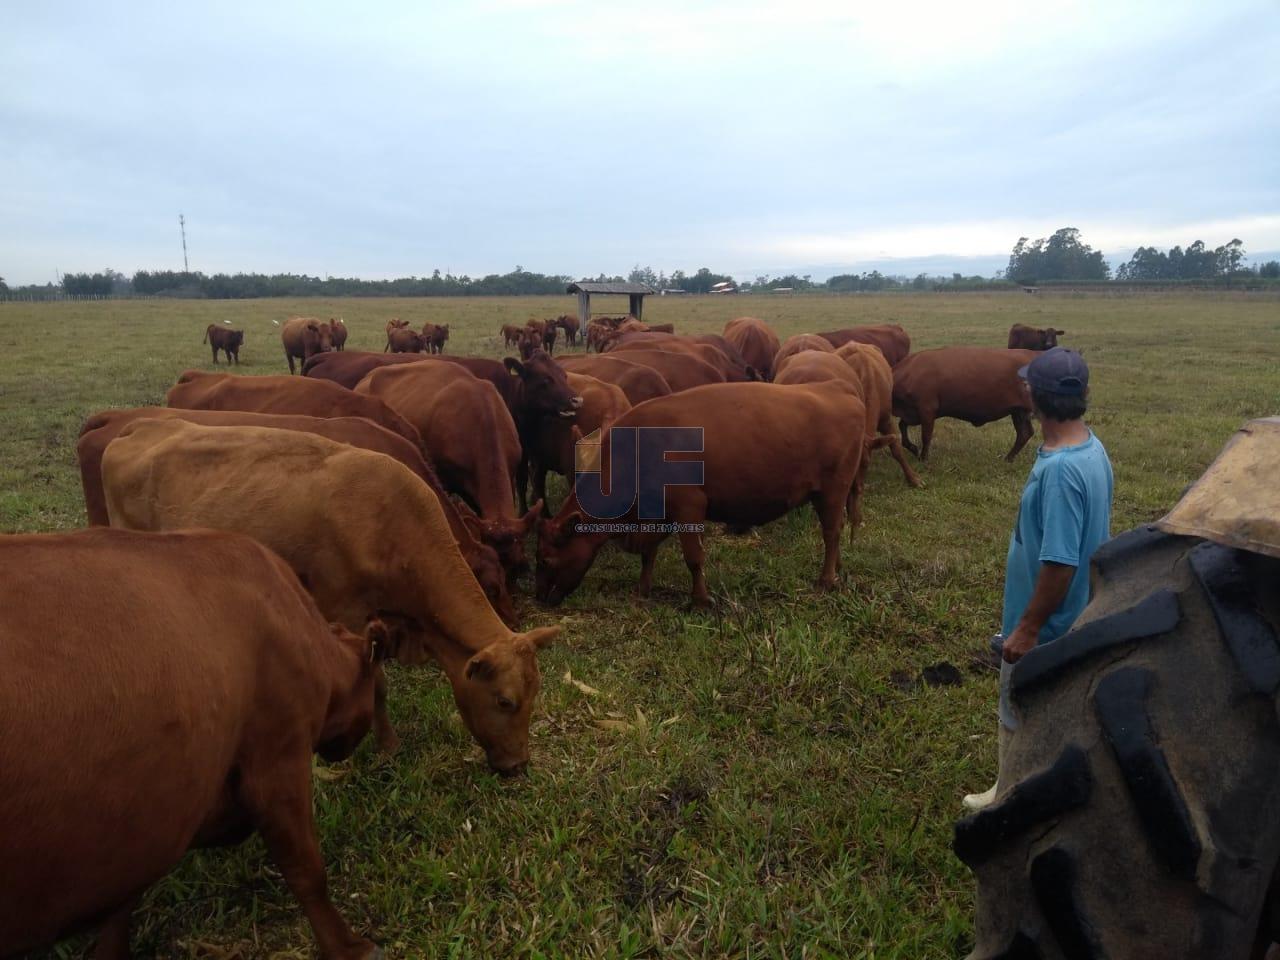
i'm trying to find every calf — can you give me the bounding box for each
[203,324,244,365]
[818,323,911,366]
[77,406,515,627]
[281,316,334,374]
[423,322,450,354]
[557,354,674,405]
[384,317,409,351]
[102,422,559,769]
[0,527,385,959]
[536,381,872,607]
[1007,323,1065,350]
[891,346,1038,461]
[774,333,835,369]
[388,326,427,353]
[167,369,423,450]
[329,317,348,351]
[502,323,523,347]
[356,362,541,579]
[724,316,781,380]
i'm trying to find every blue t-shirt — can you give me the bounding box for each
[1002,430,1114,644]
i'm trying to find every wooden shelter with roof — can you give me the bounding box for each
[566,281,656,329]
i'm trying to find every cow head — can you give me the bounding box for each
[387,317,408,332]
[504,352,582,419]
[229,330,245,348]
[316,619,391,762]
[535,508,606,606]
[453,626,559,775]
[1045,328,1065,348]
[303,320,334,359]
[474,503,541,581]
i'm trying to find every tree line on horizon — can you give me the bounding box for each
[3,229,1277,299]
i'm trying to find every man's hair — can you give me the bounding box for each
[1031,386,1088,422]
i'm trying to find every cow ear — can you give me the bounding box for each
[363,618,392,663]
[465,650,497,682]
[504,357,525,377]
[521,625,561,650]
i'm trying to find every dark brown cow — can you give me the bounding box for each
[76,407,515,627]
[528,371,631,514]
[166,369,423,450]
[102,424,559,768]
[329,317,348,351]
[383,317,409,351]
[0,527,385,959]
[356,362,540,579]
[536,381,874,606]
[774,333,836,369]
[818,323,911,366]
[388,326,427,353]
[422,322,450,354]
[304,350,428,388]
[1007,323,1065,350]
[502,323,523,347]
[724,317,781,380]
[589,348,725,393]
[554,314,580,346]
[281,316,333,374]
[892,346,1038,461]
[203,324,244,365]
[556,354,674,405]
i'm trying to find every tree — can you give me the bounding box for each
[1259,261,1280,279]
[1007,228,1109,284]
[0,276,8,294]
[1116,238,1250,281]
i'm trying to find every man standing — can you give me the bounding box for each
[963,346,1113,811]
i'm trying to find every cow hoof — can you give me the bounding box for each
[815,577,840,592]
[689,597,714,610]
[376,733,402,756]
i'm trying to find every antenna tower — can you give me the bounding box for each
[179,214,189,272]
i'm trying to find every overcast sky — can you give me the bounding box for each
[2,0,1277,284]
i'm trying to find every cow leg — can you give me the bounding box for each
[844,457,868,540]
[372,666,400,755]
[919,414,936,461]
[211,346,219,365]
[881,417,923,486]
[232,349,239,366]
[1005,410,1034,461]
[516,456,530,514]
[92,897,139,960]
[899,418,919,457]
[247,762,378,960]
[677,529,710,608]
[637,540,660,597]
[286,351,296,375]
[816,491,844,588]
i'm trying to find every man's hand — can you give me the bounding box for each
[1002,624,1038,663]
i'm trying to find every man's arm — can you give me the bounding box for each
[1002,561,1075,663]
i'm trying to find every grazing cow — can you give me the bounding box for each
[834,342,923,488]
[281,316,333,374]
[203,324,244,365]
[329,317,348,351]
[817,323,911,366]
[556,354,674,405]
[609,333,758,381]
[774,333,836,369]
[388,326,427,353]
[528,371,632,514]
[590,348,725,393]
[502,323,523,347]
[536,381,874,607]
[555,314,580,346]
[166,369,423,450]
[101,423,559,769]
[724,317,781,380]
[384,317,409,351]
[0,527,385,960]
[422,322,450,354]
[892,347,1039,462]
[76,407,515,627]
[1007,323,1065,350]
[356,362,542,578]
[304,350,429,388]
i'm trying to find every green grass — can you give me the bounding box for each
[3,291,1278,959]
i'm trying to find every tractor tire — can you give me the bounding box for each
[956,524,1280,959]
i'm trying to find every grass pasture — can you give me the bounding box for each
[2,291,1278,959]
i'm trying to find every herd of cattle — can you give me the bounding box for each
[4,310,1068,958]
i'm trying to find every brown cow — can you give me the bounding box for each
[892,346,1038,461]
[590,348,725,393]
[556,354,674,405]
[528,371,632,514]
[724,317,781,380]
[76,407,515,627]
[101,422,559,769]
[0,527,385,959]
[834,342,923,488]
[388,326,427,353]
[536,382,874,606]
[1007,323,1065,350]
[555,314,580,346]
[166,369,423,451]
[383,317,409,351]
[422,322,450,354]
[609,333,758,381]
[329,317,348,351]
[818,323,911,366]
[517,325,543,360]
[355,362,541,578]
[502,323,523,347]
[281,316,333,374]
[203,324,244,365]
[540,321,556,354]
[774,333,836,369]
[304,350,429,388]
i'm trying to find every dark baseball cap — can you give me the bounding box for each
[1019,347,1089,396]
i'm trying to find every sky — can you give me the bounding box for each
[2,0,1278,285]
